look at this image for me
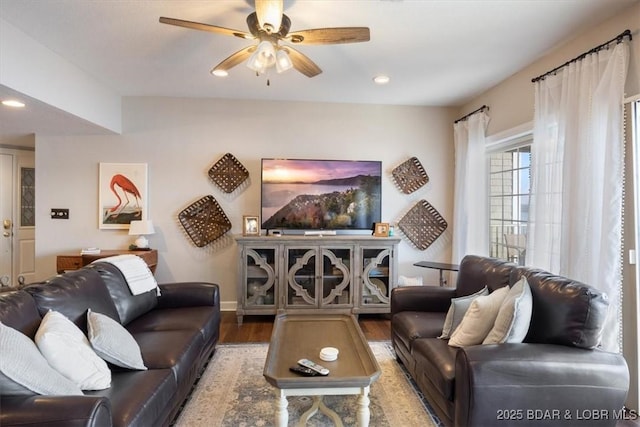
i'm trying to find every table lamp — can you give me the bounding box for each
[129,220,155,250]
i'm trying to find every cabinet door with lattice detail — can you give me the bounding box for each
[285,246,319,308]
[236,245,279,325]
[319,246,353,307]
[360,247,392,307]
[243,247,277,307]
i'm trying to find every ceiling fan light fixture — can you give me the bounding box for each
[247,40,276,73]
[246,52,263,72]
[258,40,276,66]
[275,49,293,73]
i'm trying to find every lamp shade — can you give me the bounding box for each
[129,220,155,236]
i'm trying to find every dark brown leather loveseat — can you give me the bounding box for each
[0,261,220,427]
[391,255,629,427]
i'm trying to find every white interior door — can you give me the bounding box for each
[0,153,14,286]
[0,149,35,287]
[15,153,35,285]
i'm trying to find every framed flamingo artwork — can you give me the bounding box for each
[99,163,148,229]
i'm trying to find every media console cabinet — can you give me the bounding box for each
[235,235,400,325]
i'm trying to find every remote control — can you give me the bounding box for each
[297,358,330,376]
[289,365,318,376]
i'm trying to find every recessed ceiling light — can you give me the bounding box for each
[211,69,228,77]
[373,75,390,85]
[2,99,25,108]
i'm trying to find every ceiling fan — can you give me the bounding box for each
[159,0,370,78]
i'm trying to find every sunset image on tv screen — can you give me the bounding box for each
[261,159,382,230]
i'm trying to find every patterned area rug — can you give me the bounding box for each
[173,342,443,427]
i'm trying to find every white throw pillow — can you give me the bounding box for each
[87,309,147,370]
[0,321,83,396]
[439,286,489,339]
[483,277,533,344]
[35,310,111,390]
[398,275,424,286]
[448,286,509,347]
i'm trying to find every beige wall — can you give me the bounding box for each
[460,2,640,135]
[460,1,640,410]
[35,98,457,309]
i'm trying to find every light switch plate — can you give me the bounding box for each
[50,208,69,219]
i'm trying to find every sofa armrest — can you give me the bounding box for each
[0,395,112,427]
[454,343,629,427]
[157,282,219,309]
[390,286,457,315]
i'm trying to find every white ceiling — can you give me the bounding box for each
[0,0,638,144]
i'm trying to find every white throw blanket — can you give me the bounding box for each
[94,255,160,296]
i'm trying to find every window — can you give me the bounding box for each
[20,167,35,227]
[487,134,532,265]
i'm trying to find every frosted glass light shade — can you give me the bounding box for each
[247,41,276,73]
[275,49,293,73]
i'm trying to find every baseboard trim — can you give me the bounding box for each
[221,301,237,312]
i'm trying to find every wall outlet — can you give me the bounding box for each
[50,208,69,219]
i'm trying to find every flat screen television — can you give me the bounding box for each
[261,158,382,234]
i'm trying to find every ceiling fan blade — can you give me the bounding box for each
[255,0,283,32]
[288,27,370,45]
[159,17,253,40]
[283,47,322,78]
[211,46,256,74]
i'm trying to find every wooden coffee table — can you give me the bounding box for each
[263,314,381,427]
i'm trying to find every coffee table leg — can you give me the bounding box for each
[357,386,371,427]
[298,396,320,425]
[275,389,288,427]
[299,396,343,427]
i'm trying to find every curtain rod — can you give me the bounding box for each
[532,29,632,83]
[454,105,489,124]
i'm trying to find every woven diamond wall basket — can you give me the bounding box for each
[208,153,249,194]
[178,195,232,247]
[391,157,429,194]
[398,199,447,250]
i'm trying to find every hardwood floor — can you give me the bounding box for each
[219,312,391,344]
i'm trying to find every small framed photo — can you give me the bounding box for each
[373,222,390,237]
[243,215,260,236]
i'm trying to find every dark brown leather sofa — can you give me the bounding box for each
[391,255,629,427]
[0,262,220,427]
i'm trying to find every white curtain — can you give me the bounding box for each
[452,111,490,264]
[527,42,629,352]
